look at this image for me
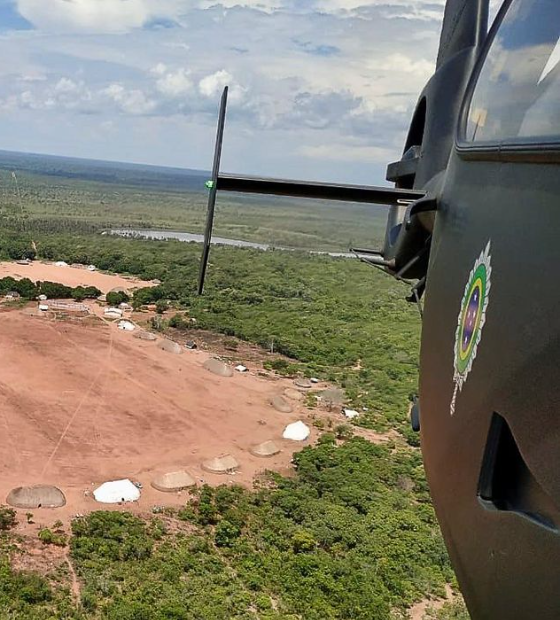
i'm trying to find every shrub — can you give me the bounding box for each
[214,520,241,547]
[38,528,67,547]
[335,424,355,441]
[292,529,317,553]
[106,291,129,306]
[168,313,187,329]
[0,506,17,531]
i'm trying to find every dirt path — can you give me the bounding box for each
[408,584,454,619]
[65,554,81,606]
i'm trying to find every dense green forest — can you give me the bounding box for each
[0,161,470,618]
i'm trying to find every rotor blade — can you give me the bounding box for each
[216,174,424,206]
[198,86,228,295]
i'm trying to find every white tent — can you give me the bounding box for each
[118,320,135,332]
[93,479,140,504]
[283,421,311,441]
[54,261,68,267]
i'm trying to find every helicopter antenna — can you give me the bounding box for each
[198,86,228,295]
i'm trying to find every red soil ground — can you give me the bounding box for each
[0,306,319,526]
[0,261,155,293]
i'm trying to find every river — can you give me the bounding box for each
[110,229,355,258]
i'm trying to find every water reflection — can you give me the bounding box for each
[467,0,560,143]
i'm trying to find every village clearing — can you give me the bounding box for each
[0,260,401,530]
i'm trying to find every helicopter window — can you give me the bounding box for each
[465,0,560,145]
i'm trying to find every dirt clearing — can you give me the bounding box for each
[0,307,319,525]
[0,261,154,293]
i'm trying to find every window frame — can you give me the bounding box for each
[456,0,560,163]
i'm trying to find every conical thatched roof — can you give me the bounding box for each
[294,378,313,389]
[270,395,293,413]
[202,454,239,474]
[134,330,158,341]
[7,485,66,509]
[204,358,233,377]
[152,470,196,493]
[159,339,182,354]
[250,440,281,458]
[320,388,345,407]
[283,388,304,402]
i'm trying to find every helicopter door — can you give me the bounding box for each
[419,0,560,618]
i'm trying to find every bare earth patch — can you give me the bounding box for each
[408,584,454,619]
[0,306,326,529]
[0,261,155,293]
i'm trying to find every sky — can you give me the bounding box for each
[0,0,503,184]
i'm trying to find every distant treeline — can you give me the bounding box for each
[0,150,207,192]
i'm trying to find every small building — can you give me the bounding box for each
[48,301,89,314]
[109,286,129,295]
[54,261,69,268]
[119,302,132,311]
[105,307,123,319]
[38,304,49,312]
[5,291,21,300]
[38,294,47,301]
[118,320,135,332]
[87,265,96,272]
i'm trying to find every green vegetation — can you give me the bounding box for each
[0,561,55,616]
[0,151,387,251]
[1,437,450,619]
[105,290,129,306]
[0,506,16,531]
[430,601,471,620]
[38,528,67,547]
[0,276,101,301]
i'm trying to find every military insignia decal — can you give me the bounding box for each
[451,241,492,416]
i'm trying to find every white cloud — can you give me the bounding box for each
[298,142,393,163]
[151,63,168,76]
[199,70,232,97]
[197,0,281,10]
[199,70,246,104]
[101,84,156,114]
[375,53,434,79]
[156,68,193,97]
[17,0,155,33]
[1,0,445,182]
[54,77,82,94]
[15,0,447,33]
